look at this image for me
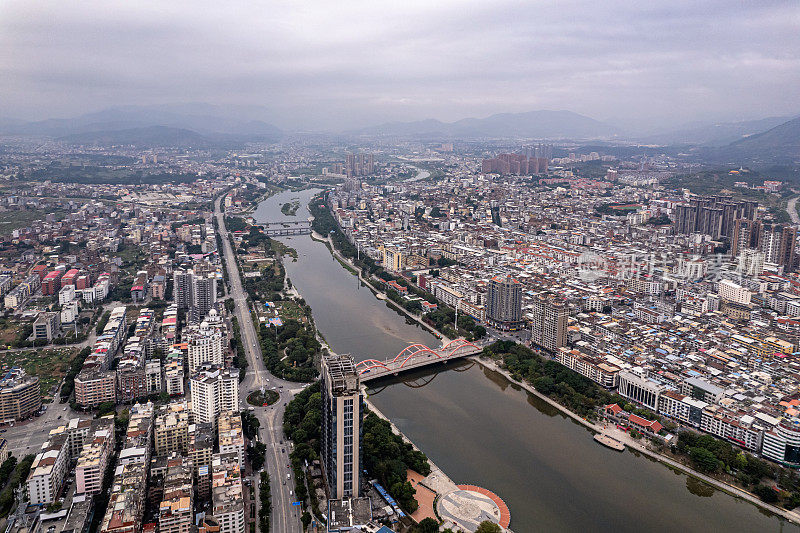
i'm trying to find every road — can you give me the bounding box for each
[215,195,303,533]
[788,196,800,225]
[2,385,79,458]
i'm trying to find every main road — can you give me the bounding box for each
[788,195,800,225]
[214,195,301,533]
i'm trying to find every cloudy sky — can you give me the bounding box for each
[1,0,798,131]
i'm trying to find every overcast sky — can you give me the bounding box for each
[1,0,798,131]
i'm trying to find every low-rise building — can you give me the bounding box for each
[217,412,244,470]
[27,434,69,504]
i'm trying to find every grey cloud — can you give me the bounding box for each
[0,0,798,131]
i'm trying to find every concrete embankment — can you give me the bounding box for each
[473,356,800,526]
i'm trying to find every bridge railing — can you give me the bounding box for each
[356,339,481,376]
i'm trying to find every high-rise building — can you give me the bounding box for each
[672,196,758,239]
[321,354,362,499]
[186,317,225,373]
[189,365,239,427]
[194,274,217,319]
[481,152,549,175]
[731,218,763,256]
[761,223,797,271]
[344,153,375,177]
[174,269,217,321]
[173,269,194,311]
[530,293,568,353]
[189,422,215,503]
[486,275,524,330]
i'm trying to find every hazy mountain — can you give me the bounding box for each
[0,104,282,140]
[641,115,796,146]
[57,126,215,149]
[708,117,800,163]
[353,110,620,139]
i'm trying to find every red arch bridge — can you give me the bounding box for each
[356,339,484,383]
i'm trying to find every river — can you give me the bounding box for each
[254,188,799,532]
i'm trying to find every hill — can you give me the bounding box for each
[0,103,282,141]
[642,115,796,146]
[353,110,620,139]
[709,117,800,164]
[58,126,214,149]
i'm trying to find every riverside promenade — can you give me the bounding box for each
[364,395,511,532]
[473,356,800,527]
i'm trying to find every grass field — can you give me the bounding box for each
[0,209,67,233]
[0,347,78,400]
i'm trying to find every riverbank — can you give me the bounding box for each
[311,204,800,527]
[315,231,447,342]
[472,356,800,525]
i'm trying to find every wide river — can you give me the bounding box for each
[255,188,799,532]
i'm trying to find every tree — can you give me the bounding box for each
[753,484,779,503]
[475,521,502,533]
[416,518,439,533]
[97,401,116,417]
[690,447,719,473]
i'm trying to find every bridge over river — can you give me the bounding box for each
[357,339,484,383]
[257,220,311,236]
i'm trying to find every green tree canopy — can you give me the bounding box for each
[475,521,502,533]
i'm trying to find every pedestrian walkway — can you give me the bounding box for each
[437,485,509,532]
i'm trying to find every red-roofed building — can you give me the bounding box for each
[628,414,663,434]
[42,270,63,295]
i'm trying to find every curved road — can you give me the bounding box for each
[215,195,302,533]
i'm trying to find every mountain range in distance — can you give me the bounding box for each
[350,110,618,140]
[0,104,797,163]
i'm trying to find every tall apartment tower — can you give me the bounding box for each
[762,223,797,271]
[321,354,362,499]
[486,275,524,330]
[193,274,217,319]
[174,270,217,321]
[530,294,568,353]
[189,365,239,428]
[173,269,194,310]
[731,218,763,256]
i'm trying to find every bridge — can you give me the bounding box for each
[357,339,484,383]
[257,220,312,236]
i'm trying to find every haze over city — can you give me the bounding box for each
[1,0,799,131]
